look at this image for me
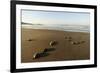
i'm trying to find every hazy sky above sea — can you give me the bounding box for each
[22,10,90,26]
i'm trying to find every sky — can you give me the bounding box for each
[21,10,90,26]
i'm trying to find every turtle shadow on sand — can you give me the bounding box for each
[33,40,58,59]
[34,52,50,59]
[64,36,86,45]
[27,38,37,41]
[33,48,56,59]
[38,48,56,58]
[43,48,56,52]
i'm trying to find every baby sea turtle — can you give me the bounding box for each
[71,41,80,45]
[32,48,47,59]
[33,52,44,59]
[33,52,38,59]
[65,36,72,39]
[81,41,85,43]
[27,38,36,41]
[49,40,58,46]
[27,39,33,41]
[71,41,85,45]
[65,36,72,41]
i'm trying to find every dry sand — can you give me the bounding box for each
[21,29,90,63]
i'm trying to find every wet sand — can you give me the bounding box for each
[21,29,90,63]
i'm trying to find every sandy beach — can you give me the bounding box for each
[21,28,90,63]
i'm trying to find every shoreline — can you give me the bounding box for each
[22,28,90,33]
[21,24,90,33]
